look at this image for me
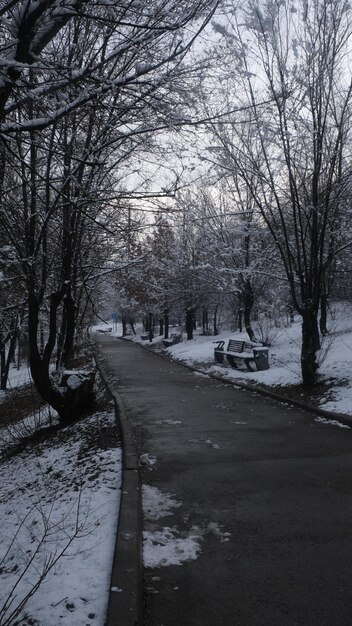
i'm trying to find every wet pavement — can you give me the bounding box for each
[95,334,352,626]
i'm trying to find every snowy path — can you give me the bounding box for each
[95,334,352,626]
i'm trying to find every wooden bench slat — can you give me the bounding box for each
[227,340,246,352]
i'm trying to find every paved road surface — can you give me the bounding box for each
[95,334,352,626]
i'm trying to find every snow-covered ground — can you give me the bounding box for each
[93,301,352,417]
[0,363,32,398]
[0,401,121,625]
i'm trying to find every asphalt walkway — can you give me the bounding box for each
[95,334,352,626]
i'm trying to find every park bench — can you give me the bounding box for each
[214,338,269,372]
[163,333,181,348]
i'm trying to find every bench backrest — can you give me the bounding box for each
[227,339,246,353]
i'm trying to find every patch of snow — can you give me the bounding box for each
[207,522,231,542]
[0,410,121,626]
[188,437,220,449]
[143,527,202,568]
[143,485,181,521]
[0,364,32,396]
[90,321,123,336]
[155,419,182,425]
[140,453,157,467]
[142,485,201,568]
[205,439,220,449]
[66,373,83,389]
[314,417,350,429]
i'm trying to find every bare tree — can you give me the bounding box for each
[0,0,219,419]
[203,0,352,385]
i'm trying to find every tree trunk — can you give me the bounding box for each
[320,291,328,336]
[213,305,218,336]
[148,313,153,342]
[0,346,5,391]
[186,309,194,340]
[27,291,77,423]
[238,308,243,333]
[164,310,169,339]
[301,308,321,387]
[159,318,164,336]
[56,292,76,369]
[29,333,66,420]
[60,293,76,368]
[243,280,255,341]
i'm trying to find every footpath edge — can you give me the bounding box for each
[94,343,143,626]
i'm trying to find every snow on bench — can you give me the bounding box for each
[213,339,269,371]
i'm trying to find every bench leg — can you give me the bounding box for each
[214,350,225,363]
[244,358,256,372]
[226,355,238,368]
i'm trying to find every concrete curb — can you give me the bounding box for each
[93,345,143,626]
[196,367,352,428]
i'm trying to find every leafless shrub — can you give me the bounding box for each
[0,405,56,455]
[0,491,93,626]
[252,316,283,347]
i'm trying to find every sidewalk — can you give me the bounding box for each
[95,333,352,626]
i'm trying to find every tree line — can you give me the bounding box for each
[0,0,218,419]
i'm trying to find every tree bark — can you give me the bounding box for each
[28,293,67,420]
[301,308,321,387]
[213,305,218,336]
[148,312,153,342]
[56,292,76,369]
[202,309,209,334]
[320,287,328,336]
[60,292,76,368]
[243,279,255,341]
[164,310,169,339]
[238,307,243,333]
[186,308,195,340]
[27,290,87,423]
[0,346,5,391]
